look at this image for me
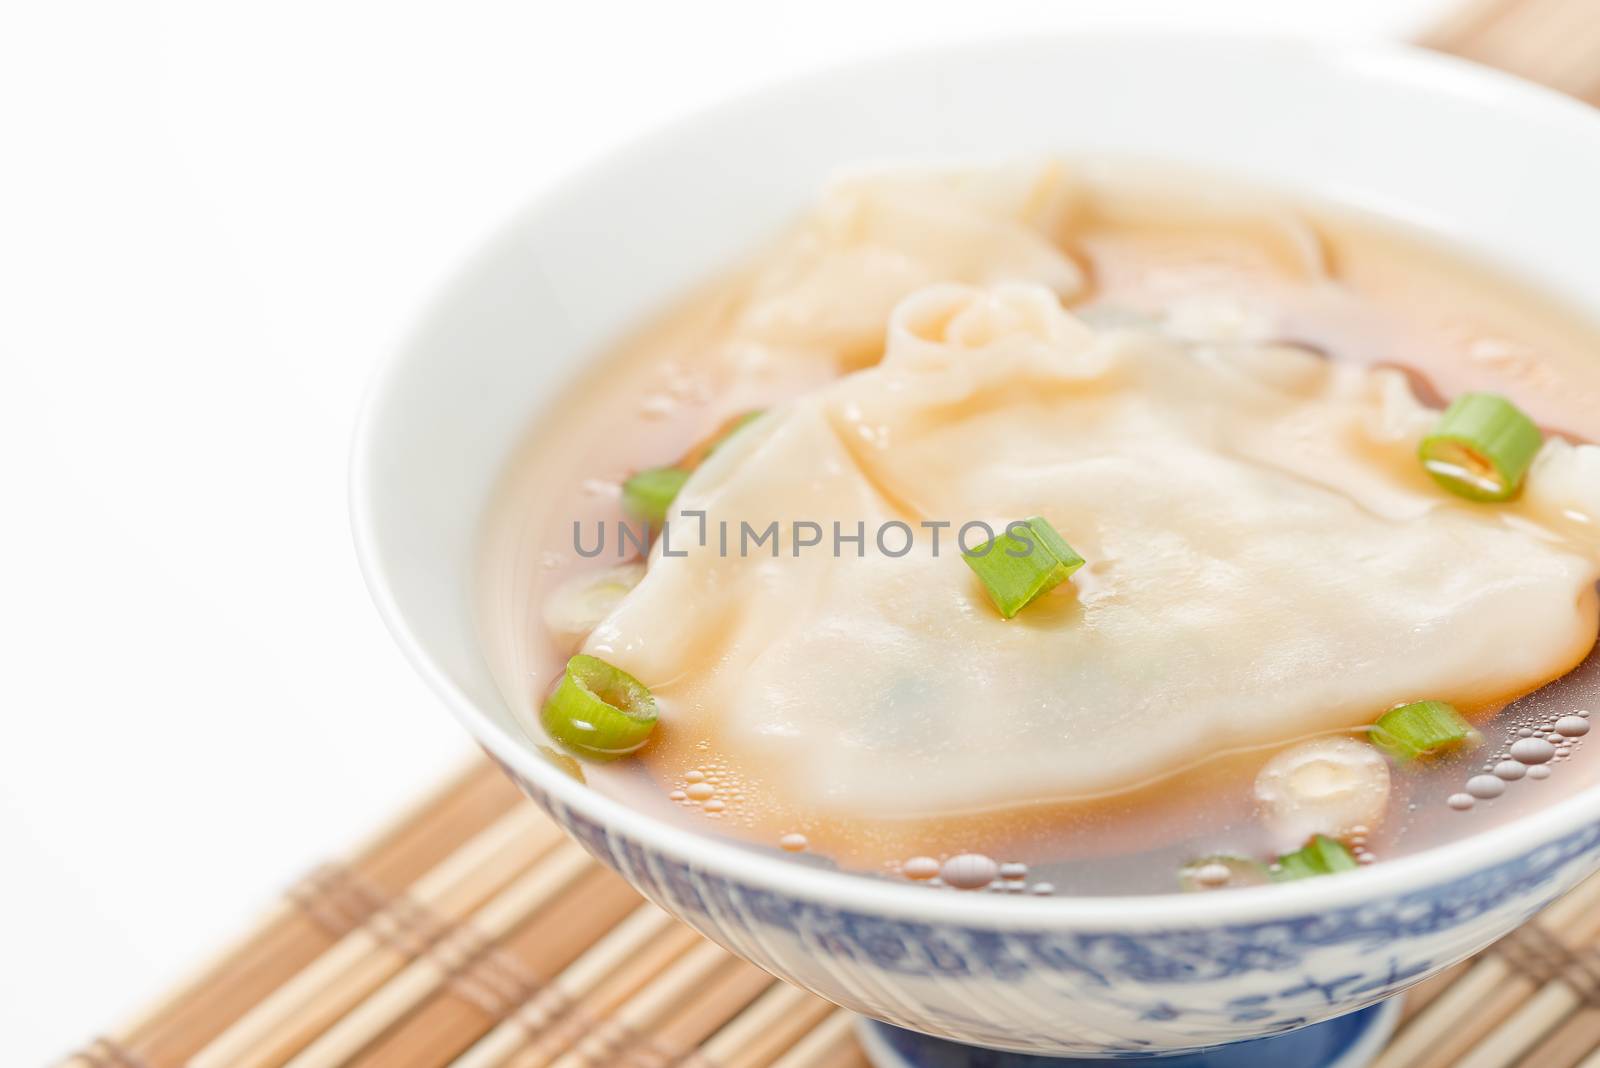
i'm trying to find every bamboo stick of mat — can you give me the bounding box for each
[1397,960,1474,1027]
[499,923,708,1068]
[330,866,644,1067]
[284,840,597,1067]
[450,904,696,1068]
[769,1010,869,1068]
[643,962,775,1066]
[546,940,738,1068]
[699,980,839,1068]
[1454,922,1600,1068]
[1517,1004,1600,1068]
[447,906,685,1068]
[188,800,561,1068]
[1371,874,1600,1068]
[60,758,519,1068]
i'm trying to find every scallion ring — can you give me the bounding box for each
[1418,392,1542,502]
[542,654,658,761]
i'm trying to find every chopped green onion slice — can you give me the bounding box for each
[542,654,658,761]
[625,411,765,526]
[962,516,1085,619]
[1419,393,1542,502]
[1178,855,1272,892]
[1273,835,1359,881]
[621,467,690,526]
[1370,700,1476,762]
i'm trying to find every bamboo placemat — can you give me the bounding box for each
[52,756,1600,1068]
[57,3,1600,1064]
[60,759,865,1068]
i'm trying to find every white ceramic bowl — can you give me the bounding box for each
[352,33,1600,1057]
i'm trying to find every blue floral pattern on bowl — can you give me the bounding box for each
[498,759,1600,1056]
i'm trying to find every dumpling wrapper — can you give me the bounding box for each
[586,284,1600,818]
[719,163,1085,380]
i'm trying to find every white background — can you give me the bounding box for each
[2,0,1455,1060]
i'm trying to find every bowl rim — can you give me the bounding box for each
[351,28,1600,931]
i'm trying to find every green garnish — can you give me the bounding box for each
[1273,835,1359,881]
[621,467,690,526]
[621,411,765,527]
[1370,700,1476,762]
[962,516,1084,619]
[1419,392,1542,502]
[541,654,658,761]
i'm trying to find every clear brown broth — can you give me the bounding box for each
[479,167,1600,894]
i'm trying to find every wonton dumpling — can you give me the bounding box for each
[587,285,1600,817]
[730,163,1084,371]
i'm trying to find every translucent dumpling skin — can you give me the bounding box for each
[585,284,1600,818]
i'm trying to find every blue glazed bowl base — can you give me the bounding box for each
[854,998,1401,1068]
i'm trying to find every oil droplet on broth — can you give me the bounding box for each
[941,854,999,891]
[1511,738,1556,765]
[1556,715,1591,737]
[901,856,940,881]
[779,833,809,852]
[1494,761,1526,781]
[1465,775,1506,800]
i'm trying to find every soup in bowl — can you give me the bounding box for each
[352,33,1600,1060]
